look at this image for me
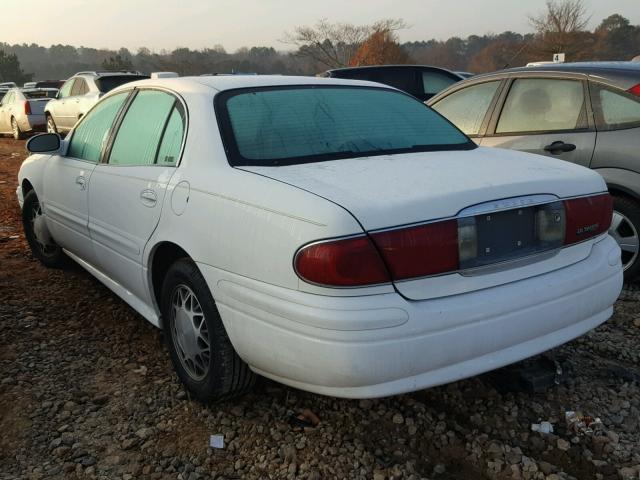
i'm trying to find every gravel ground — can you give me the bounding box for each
[1,137,640,480]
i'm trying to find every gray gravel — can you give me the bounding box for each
[1,140,640,479]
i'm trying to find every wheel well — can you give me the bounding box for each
[22,179,34,197]
[608,186,640,204]
[150,242,190,310]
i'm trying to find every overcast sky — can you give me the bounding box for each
[2,0,639,52]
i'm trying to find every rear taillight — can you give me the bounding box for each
[628,84,640,97]
[295,193,612,287]
[294,236,390,286]
[563,193,612,245]
[24,101,31,115]
[371,220,459,280]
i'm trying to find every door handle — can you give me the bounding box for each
[75,176,86,190]
[544,141,576,154]
[140,189,157,207]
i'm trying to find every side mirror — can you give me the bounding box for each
[26,133,61,153]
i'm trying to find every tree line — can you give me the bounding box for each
[0,0,638,84]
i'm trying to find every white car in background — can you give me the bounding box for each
[0,87,58,139]
[44,70,148,134]
[17,75,622,401]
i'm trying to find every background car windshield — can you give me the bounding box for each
[219,86,471,166]
[95,75,148,93]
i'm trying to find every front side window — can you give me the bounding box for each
[592,83,640,131]
[431,81,501,136]
[216,86,473,167]
[496,78,587,134]
[108,90,178,166]
[421,71,458,96]
[58,79,74,99]
[67,92,128,162]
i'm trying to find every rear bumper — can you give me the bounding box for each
[201,235,622,398]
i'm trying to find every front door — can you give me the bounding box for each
[87,89,186,302]
[480,77,596,168]
[51,78,76,130]
[42,91,130,262]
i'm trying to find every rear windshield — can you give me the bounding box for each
[24,90,57,99]
[216,86,473,166]
[95,75,149,93]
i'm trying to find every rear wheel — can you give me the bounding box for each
[161,258,255,401]
[46,114,58,134]
[610,195,640,282]
[22,190,67,268]
[11,117,24,140]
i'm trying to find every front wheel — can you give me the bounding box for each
[610,195,640,282]
[161,258,255,401]
[22,190,67,268]
[46,114,58,134]
[11,117,24,140]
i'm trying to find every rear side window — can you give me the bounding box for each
[432,81,501,136]
[421,71,458,96]
[71,78,88,96]
[95,75,148,93]
[496,78,587,134]
[592,84,640,131]
[156,106,186,165]
[108,90,178,166]
[216,86,473,167]
[68,92,128,162]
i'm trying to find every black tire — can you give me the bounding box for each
[161,258,255,401]
[611,195,640,282]
[46,114,58,134]
[11,117,24,140]
[22,190,67,268]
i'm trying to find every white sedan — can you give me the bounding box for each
[17,75,623,400]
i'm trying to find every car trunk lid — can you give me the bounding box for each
[242,147,608,299]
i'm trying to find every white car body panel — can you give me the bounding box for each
[17,75,623,398]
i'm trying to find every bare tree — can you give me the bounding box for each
[283,18,406,69]
[528,0,592,59]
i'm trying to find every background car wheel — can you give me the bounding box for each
[22,190,67,268]
[161,258,255,401]
[11,118,24,140]
[610,195,640,282]
[46,114,58,134]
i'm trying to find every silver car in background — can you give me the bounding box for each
[429,61,640,280]
[44,70,148,134]
[0,88,58,139]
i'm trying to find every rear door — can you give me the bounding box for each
[481,75,596,168]
[42,91,130,262]
[0,91,14,132]
[87,88,186,301]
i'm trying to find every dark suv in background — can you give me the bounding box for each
[429,62,640,280]
[319,65,464,101]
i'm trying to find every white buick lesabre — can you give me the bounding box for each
[16,75,623,400]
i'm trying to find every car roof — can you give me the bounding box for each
[114,75,400,94]
[451,61,640,92]
[505,61,640,74]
